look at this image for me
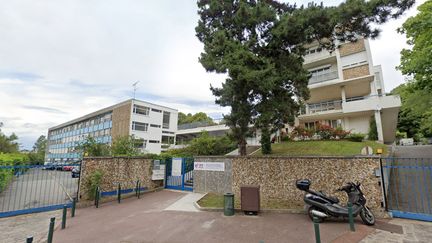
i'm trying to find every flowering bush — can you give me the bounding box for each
[290,124,351,140]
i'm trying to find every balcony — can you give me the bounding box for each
[309,71,339,85]
[304,48,336,65]
[301,99,343,115]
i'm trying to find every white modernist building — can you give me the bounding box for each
[46,99,178,163]
[295,38,401,143]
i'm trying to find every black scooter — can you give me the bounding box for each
[296,179,375,225]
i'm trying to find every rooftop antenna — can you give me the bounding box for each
[132,81,140,100]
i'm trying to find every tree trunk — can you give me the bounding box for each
[261,127,272,154]
[238,139,247,156]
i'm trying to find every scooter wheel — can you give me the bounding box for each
[308,206,324,223]
[360,206,375,226]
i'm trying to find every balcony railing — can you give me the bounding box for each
[309,71,339,85]
[301,99,343,115]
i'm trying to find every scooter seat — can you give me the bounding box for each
[317,191,339,203]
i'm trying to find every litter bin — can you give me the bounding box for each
[224,193,234,216]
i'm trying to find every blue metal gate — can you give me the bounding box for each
[0,163,80,218]
[382,157,432,222]
[165,158,193,191]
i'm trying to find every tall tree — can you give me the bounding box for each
[28,135,47,164]
[397,0,432,90]
[196,0,414,155]
[0,122,19,153]
[178,112,215,125]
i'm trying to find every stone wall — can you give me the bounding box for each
[193,157,233,194]
[343,64,370,80]
[194,156,385,216]
[79,157,162,200]
[339,39,366,56]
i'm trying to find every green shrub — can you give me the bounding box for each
[86,170,103,200]
[368,117,378,140]
[347,133,366,142]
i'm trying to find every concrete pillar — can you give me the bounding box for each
[374,110,384,143]
[370,80,377,96]
[341,86,346,102]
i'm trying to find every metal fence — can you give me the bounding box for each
[0,163,80,218]
[382,157,432,222]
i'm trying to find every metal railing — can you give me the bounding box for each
[302,99,343,114]
[0,163,80,218]
[309,71,339,85]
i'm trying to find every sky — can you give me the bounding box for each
[0,0,424,150]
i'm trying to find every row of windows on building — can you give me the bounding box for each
[49,113,112,137]
[49,135,112,152]
[304,119,342,129]
[50,121,112,142]
[49,126,112,146]
[132,104,171,129]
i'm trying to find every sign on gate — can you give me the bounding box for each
[194,162,225,171]
[172,158,182,176]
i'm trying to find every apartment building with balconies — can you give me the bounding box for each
[296,38,401,143]
[45,99,178,163]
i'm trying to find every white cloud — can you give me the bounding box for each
[0,0,421,149]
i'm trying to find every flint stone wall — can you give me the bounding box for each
[79,157,162,200]
[194,156,385,216]
[193,157,232,194]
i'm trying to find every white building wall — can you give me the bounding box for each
[129,100,177,154]
[345,116,370,134]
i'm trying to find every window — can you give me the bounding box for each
[162,135,175,144]
[310,66,331,76]
[133,139,147,149]
[132,121,148,132]
[162,131,175,134]
[149,140,160,143]
[163,111,170,129]
[133,105,150,115]
[150,124,161,128]
[151,108,162,113]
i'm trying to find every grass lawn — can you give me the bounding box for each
[260,140,387,156]
[197,193,303,210]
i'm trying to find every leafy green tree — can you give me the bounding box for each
[0,122,19,153]
[392,83,432,139]
[28,135,47,164]
[196,0,414,155]
[75,137,110,157]
[178,112,215,125]
[397,0,432,91]
[111,136,143,156]
[368,117,378,141]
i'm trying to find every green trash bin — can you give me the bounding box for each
[224,193,234,216]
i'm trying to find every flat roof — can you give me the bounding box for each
[49,98,177,131]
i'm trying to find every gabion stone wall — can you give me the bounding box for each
[232,156,384,215]
[79,157,162,200]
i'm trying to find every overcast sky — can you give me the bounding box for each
[0,0,424,149]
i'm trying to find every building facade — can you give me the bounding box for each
[45,99,178,163]
[294,38,401,143]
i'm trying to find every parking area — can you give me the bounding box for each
[54,190,370,243]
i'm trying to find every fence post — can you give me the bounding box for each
[379,158,388,211]
[138,181,141,199]
[61,205,67,229]
[347,202,355,231]
[136,180,139,198]
[47,217,55,243]
[313,216,321,243]
[71,197,76,217]
[117,183,121,203]
[95,186,100,208]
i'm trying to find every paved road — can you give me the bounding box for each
[0,169,78,213]
[55,190,357,243]
[394,145,432,158]
[385,145,432,215]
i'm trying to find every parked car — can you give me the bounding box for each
[63,165,74,171]
[43,163,57,170]
[71,166,80,178]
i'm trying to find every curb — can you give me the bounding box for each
[194,201,305,214]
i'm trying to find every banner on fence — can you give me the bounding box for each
[194,162,225,171]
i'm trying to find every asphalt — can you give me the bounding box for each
[394,145,432,158]
[54,190,361,243]
[0,169,78,213]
